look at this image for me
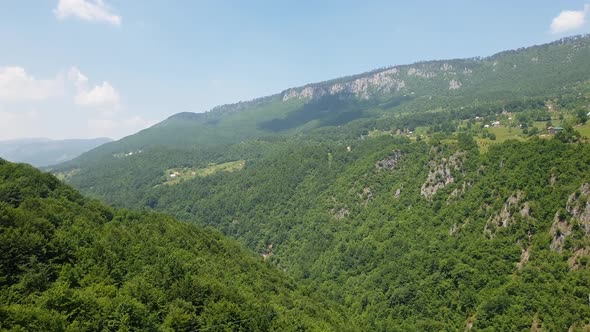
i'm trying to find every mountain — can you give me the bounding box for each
[0,137,112,167]
[0,159,349,331]
[49,35,590,329]
[56,34,590,166]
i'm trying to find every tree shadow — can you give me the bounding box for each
[259,94,379,132]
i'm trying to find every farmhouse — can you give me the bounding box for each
[547,126,564,135]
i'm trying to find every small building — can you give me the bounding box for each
[548,126,564,135]
[491,121,500,127]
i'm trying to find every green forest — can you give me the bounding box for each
[0,160,349,331]
[3,35,590,331]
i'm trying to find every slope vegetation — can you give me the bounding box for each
[0,159,348,331]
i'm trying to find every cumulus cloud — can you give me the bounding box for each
[69,67,121,112]
[0,67,62,101]
[75,82,120,110]
[550,4,590,34]
[0,65,155,140]
[54,0,121,26]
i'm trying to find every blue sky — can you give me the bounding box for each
[1,0,589,140]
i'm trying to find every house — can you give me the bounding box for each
[484,124,490,128]
[491,121,500,127]
[548,126,564,135]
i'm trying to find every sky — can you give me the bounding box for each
[1,0,590,140]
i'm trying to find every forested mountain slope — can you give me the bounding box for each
[56,35,590,166]
[0,159,349,331]
[46,35,590,330]
[60,135,590,330]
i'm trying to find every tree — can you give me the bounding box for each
[576,109,588,125]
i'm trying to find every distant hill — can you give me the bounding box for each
[0,137,111,167]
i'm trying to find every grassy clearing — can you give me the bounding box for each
[368,129,390,138]
[576,122,590,138]
[164,160,245,185]
[54,168,80,182]
[477,126,526,152]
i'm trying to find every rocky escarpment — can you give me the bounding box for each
[282,68,406,101]
[420,150,465,200]
[446,181,472,204]
[550,183,590,252]
[484,191,531,236]
[376,150,404,171]
[281,61,470,102]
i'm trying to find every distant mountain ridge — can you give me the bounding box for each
[205,34,590,114]
[56,34,590,167]
[0,137,112,167]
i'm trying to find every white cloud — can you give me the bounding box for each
[69,67,89,87]
[69,67,121,112]
[550,4,590,34]
[0,67,62,101]
[54,0,122,26]
[75,81,120,109]
[0,65,154,140]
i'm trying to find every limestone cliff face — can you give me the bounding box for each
[420,149,465,200]
[282,68,407,101]
[280,59,470,102]
[550,183,590,252]
[197,35,590,117]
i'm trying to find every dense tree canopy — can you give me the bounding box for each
[0,160,349,331]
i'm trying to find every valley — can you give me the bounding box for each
[3,32,590,330]
[43,35,590,330]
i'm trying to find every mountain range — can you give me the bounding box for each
[0,137,111,167]
[5,35,590,330]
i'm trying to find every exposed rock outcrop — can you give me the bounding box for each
[376,150,404,170]
[568,248,590,270]
[407,67,437,78]
[282,68,406,101]
[550,212,571,252]
[484,191,531,236]
[332,207,350,221]
[262,243,273,261]
[361,187,374,206]
[421,150,465,200]
[449,79,462,90]
[516,247,530,270]
[550,183,590,252]
[446,181,471,204]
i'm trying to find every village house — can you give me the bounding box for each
[547,126,564,135]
